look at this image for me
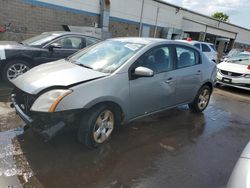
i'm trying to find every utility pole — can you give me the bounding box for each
[139,0,145,37]
[154,7,160,38]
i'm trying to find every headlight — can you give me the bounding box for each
[31,89,72,112]
[245,74,250,78]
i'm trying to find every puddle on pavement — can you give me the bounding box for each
[0,88,249,188]
[0,129,27,188]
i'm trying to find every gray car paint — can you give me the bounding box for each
[227,141,250,188]
[11,59,109,94]
[12,38,216,122]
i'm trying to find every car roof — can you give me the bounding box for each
[177,40,214,46]
[108,37,203,52]
[109,37,168,45]
[41,31,101,40]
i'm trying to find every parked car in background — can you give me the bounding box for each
[11,38,216,148]
[227,141,250,188]
[217,55,250,90]
[0,31,101,83]
[177,39,218,63]
[220,48,250,62]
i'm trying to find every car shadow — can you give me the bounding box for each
[15,107,206,188]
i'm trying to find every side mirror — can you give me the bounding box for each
[133,66,154,77]
[48,43,62,51]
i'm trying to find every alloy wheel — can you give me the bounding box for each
[7,63,30,80]
[93,110,114,143]
[198,89,210,110]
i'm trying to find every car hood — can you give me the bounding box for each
[226,142,250,188]
[11,59,109,95]
[0,41,40,60]
[217,62,250,74]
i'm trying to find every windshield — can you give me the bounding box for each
[228,56,250,65]
[69,40,145,73]
[227,49,243,57]
[22,32,59,46]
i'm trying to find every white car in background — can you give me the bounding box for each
[178,40,218,63]
[217,55,250,90]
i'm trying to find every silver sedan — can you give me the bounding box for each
[11,37,216,148]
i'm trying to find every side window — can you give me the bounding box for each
[201,44,211,52]
[135,46,174,74]
[194,43,201,50]
[86,38,99,46]
[53,37,82,49]
[176,46,198,69]
[209,44,216,51]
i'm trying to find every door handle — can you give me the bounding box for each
[165,77,173,84]
[196,70,201,75]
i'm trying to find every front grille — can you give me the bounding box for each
[220,70,243,77]
[13,88,37,114]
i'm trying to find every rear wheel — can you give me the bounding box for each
[2,60,31,84]
[77,105,121,149]
[189,85,211,113]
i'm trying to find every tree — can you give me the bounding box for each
[211,12,229,22]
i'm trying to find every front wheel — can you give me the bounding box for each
[2,60,31,84]
[77,105,121,149]
[189,85,211,113]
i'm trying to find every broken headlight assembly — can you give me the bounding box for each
[31,89,72,112]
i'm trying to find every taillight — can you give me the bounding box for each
[248,65,250,70]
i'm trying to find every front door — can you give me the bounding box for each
[129,45,176,119]
[47,36,84,62]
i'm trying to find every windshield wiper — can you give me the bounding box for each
[229,58,249,62]
[66,58,93,69]
[76,63,93,69]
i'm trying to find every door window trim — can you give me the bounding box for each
[173,44,201,70]
[128,44,176,80]
[42,35,94,49]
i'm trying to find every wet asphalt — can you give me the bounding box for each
[0,82,249,188]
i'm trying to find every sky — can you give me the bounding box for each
[164,0,250,29]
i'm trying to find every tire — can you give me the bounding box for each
[77,104,121,149]
[189,85,211,113]
[2,60,31,85]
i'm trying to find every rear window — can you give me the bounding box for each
[176,46,199,68]
[194,43,201,50]
[209,44,216,51]
[201,44,211,52]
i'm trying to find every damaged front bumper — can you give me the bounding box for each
[11,93,33,125]
[11,93,81,140]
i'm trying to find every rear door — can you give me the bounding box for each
[173,45,203,104]
[128,45,176,118]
